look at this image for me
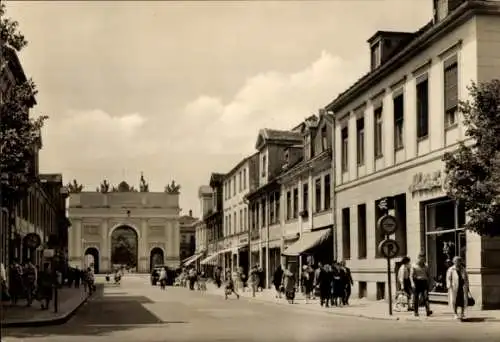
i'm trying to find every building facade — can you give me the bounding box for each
[179,210,197,262]
[245,128,303,287]
[279,112,335,275]
[68,179,181,273]
[200,173,224,276]
[221,153,259,276]
[326,0,500,308]
[1,45,70,269]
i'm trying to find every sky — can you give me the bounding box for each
[5,0,432,217]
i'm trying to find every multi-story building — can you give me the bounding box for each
[278,111,335,274]
[245,128,303,287]
[194,186,212,254]
[221,153,259,276]
[0,45,70,269]
[200,173,225,276]
[179,210,197,262]
[325,0,500,308]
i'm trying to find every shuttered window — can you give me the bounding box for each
[444,55,458,127]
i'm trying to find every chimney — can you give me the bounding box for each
[189,209,193,217]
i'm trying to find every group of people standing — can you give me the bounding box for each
[397,253,471,320]
[271,261,353,306]
[1,259,56,310]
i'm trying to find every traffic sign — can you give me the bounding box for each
[377,215,398,235]
[378,239,400,259]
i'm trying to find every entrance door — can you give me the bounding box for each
[111,226,138,270]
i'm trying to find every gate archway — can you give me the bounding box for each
[110,226,138,270]
[84,247,100,273]
[149,247,164,270]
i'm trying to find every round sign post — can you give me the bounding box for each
[377,214,400,316]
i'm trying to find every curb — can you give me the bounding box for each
[2,288,98,328]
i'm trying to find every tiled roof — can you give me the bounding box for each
[256,129,303,149]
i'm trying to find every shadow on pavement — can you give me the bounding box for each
[3,291,187,338]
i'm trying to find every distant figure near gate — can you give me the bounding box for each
[67,174,182,273]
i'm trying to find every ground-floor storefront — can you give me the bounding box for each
[336,156,500,309]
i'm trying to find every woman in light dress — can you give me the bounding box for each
[446,256,470,320]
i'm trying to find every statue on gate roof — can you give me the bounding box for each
[165,180,181,194]
[139,172,149,192]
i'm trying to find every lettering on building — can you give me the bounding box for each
[409,171,444,194]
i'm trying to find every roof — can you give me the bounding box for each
[255,128,303,150]
[209,173,225,187]
[180,215,198,225]
[323,0,498,114]
[224,152,258,178]
[3,45,37,106]
[367,30,414,44]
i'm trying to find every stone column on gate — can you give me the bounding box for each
[101,219,109,273]
[140,219,148,272]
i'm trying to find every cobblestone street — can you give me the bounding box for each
[3,275,500,342]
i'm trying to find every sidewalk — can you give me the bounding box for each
[1,285,95,328]
[203,283,500,322]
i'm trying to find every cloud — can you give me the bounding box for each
[176,50,365,154]
[38,51,365,216]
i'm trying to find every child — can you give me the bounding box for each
[198,271,207,291]
[224,271,240,300]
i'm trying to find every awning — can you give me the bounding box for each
[184,253,203,266]
[182,254,197,264]
[200,248,235,265]
[282,228,331,256]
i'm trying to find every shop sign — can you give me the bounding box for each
[239,237,248,244]
[409,171,444,194]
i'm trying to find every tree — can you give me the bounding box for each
[443,80,500,237]
[1,3,48,205]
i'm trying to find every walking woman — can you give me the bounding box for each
[272,265,283,299]
[37,263,53,310]
[446,256,470,320]
[282,265,296,304]
[224,270,240,300]
[159,267,168,290]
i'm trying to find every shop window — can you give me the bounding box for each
[357,204,367,259]
[342,207,351,260]
[423,198,466,294]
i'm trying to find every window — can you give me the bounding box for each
[261,198,266,227]
[243,168,246,189]
[262,155,267,177]
[275,192,280,224]
[234,212,237,233]
[424,199,466,293]
[302,183,308,212]
[374,106,383,158]
[356,117,365,166]
[240,209,243,233]
[228,181,231,199]
[239,172,242,192]
[321,126,328,151]
[293,188,299,219]
[341,127,349,172]
[371,43,381,70]
[304,135,311,160]
[244,208,248,231]
[286,191,291,220]
[228,214,232,235]
[393,93,404,150]
[315,178,321,213]
[324,174,331,210]
[357,204,367,259]
[269,194,275,224]
[225,215,228,236]
[233,176,236,195]
[416,78,429,139]
[444,55,458,128]
[342,207,351,260]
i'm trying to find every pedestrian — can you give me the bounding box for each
[313,262,322,300]
[86,267,95,295]
[331,263,344,307]
[272,265,283,299]
[410,253,433,317]
[250,265,259,298]
[397,256,412,311]
[188,267,197,290]
[339,260,353,305]
[446,256,470,320]
[159,267,168,290]
[302,265,314,304]
[37,263,53,310]
[8,259,23,306]
[214,267,222,288]
[23,259,37,307]
[0,262,9,302]
[224,270,240,300]
[282,265,296,304]
[318,264,332,308]
[74,266,81,288]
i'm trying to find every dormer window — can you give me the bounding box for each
[304,135,311,160]
[284,150,289,164]
[261,155,267,177]
[371,42,381,70]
